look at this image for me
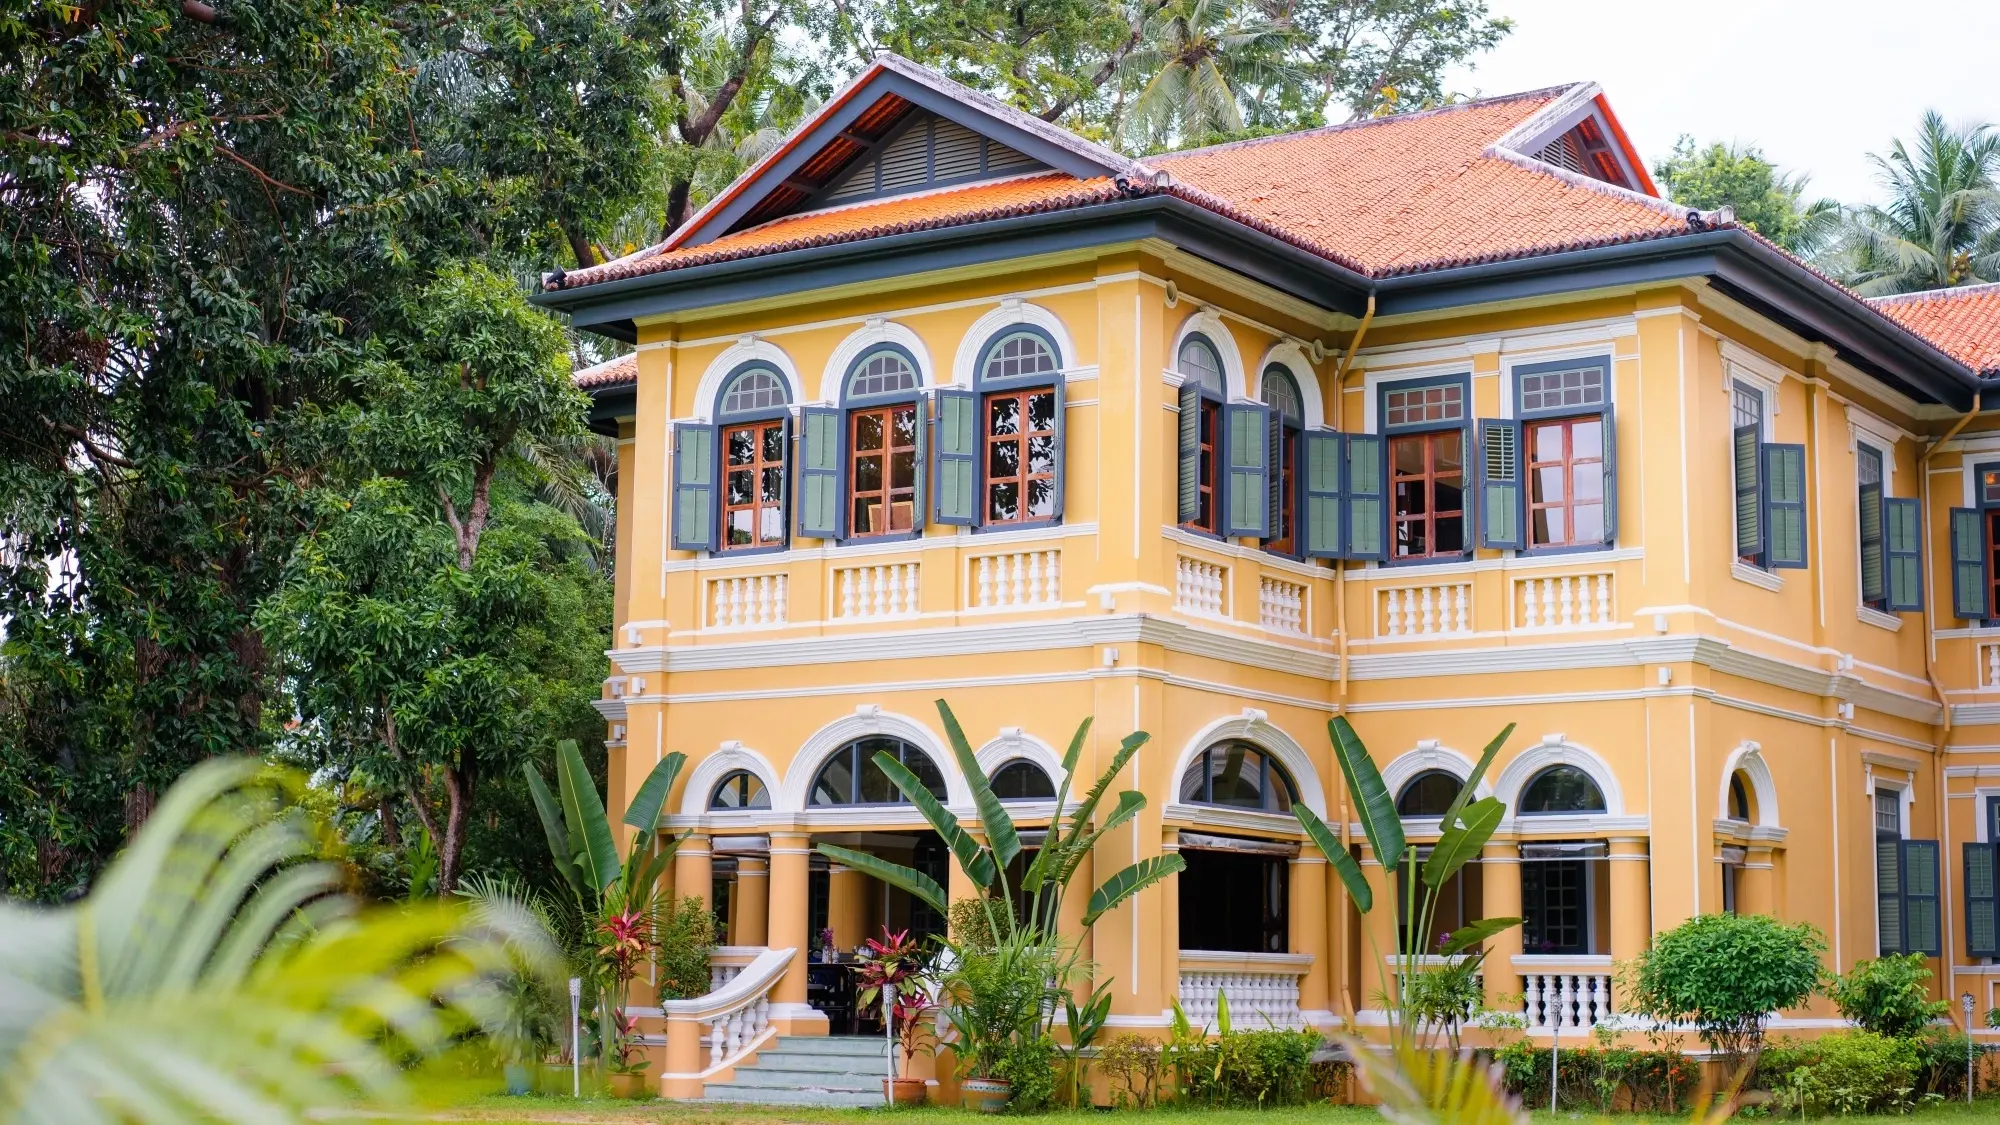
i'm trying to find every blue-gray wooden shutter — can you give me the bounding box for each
[1902,839,1941,956]
[1966,842,1999,959]
[1049,377,1067,522]
[1885,497,1923,612]
[1223,403,1270,538]
[1266,409,1285,541]
[932,389,976,526]
[1599,404,1618,546]
[1763,442,1807,569]
[1303,430,1344,558]
[1734,423,1763,564]
[796,406,842,539]
[1859,480,1886,604]
[1476,418,1522,550]
[1951,508,1988,619]
[1344,434,1386,561]
[909,394,927,532]
[1177,383,1202,524]
[1877,836,1903,954]
[671,422,717,552]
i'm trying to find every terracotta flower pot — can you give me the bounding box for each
[884,1077,927,1105]
[603,1071,651,1099]
[960,1076,1011,1114]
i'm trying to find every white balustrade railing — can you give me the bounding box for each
[969,549,1061,609]
[1176,557,1228,618]
[1178,952,1310,1029]
[833,562,919,619]
[1379,583,1471,637]
[1515,573,1614,629]
[661,946,793,1076]
[1259,576,1307,634]
[707,574,787,629]
[707,946,761,991]
[1982,642,2000,689]
[1520,970,1614,1032]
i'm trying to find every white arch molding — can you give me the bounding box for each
[690,336,806,421]
[1379,741,1496,807]
[1719,741,1781,828]
[950,299,1077,387]
[1490,733,1625,817]
[1253,341,1328,429]
[676,741,784,818]
[973,727,1070,788]
[818,318,938,402]
[1170,307,1248,400]
[779,705,970,812]
[1167,709,1328,817]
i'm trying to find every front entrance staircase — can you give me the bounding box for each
[701,1035,895,1107]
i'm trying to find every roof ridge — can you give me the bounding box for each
[1146,83,1586,162]
[1867,281,2000,306]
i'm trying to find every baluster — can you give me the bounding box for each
[1417,586,1434,634]
[1522,579,1539,629]
[1453,585,1469,632]
[709,1021,724,1067]
[1523,975,1543,1029]
[1558,575,1575,627]
[1044,552,1060,603]
[773,575,787,624]
[727,580,743,627]
[1988,645,1999,688]
[1025,552,1042,607]
[974,556,990,608]
[1595,574,1611,625]
[904,564,919,614]
[1385,589,1402,636]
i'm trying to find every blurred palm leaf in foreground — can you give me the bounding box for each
[1345,1036,1741,1125]
[0,758,554,1125]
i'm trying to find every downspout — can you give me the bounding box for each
[1331,293,1374,1027]
[1922,391,1979,1024]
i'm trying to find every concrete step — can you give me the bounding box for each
[768,1035,892,1057]
[701,1083,886,1108]
[745,1050,888,1074]
[725,1067,882,1091]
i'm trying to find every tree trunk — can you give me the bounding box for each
[567,228,599,269]
[379,796,401,850]
[436,761,473,894]
[661,177,694,239]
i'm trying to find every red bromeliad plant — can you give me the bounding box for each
[855,928,934,1075]
[595,908,654,1073]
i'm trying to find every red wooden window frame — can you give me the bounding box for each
[1182,399,1220,534]
[721,419,786,550]
[983,388,1057,525]
[1389,430,1465,559]
[1526,416,1606,548]
[849,404,918,537]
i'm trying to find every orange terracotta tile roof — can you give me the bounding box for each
[1868,284,2000,376]
[574,352,636,389]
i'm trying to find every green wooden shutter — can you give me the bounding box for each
[1476,418,1522,550]
[671,422,717,552]
[909,394,927,533]
[1952,508,1989,620]
[1223,403,1270,538]
[796,406,842,539]
[1735,423,1763,564]
[1859,480,1885,603]
[1877,836,1903,954]
[1763,442,1807,569]
[1885,497,1923,612]
[1303,430,1344,559]
[1966,842,1999,958]
[1177,383,1202,524]
[1902,839,1941,956]
[932,389,977,526]
[1344,433,1386,561]
[1598,404,1618,546]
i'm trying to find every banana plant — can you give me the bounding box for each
[816,699,1185,950]
[524,738,687,918]
[1293,716,1522,1047]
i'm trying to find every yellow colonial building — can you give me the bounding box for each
[537,55,2000,1096]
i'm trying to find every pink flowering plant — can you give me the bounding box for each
[855,927,935,1075]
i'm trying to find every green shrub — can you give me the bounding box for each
[1828,953,1948,1039]
[994,1033,1058,1113]
[1494,1032,1697,1113]
[1912,1028,1978,1099]
[1771,1030,1920,1116]
[1176,1028,1322,1107]
[1098,1033,1165,1108]
[1624,913,1824,1069]
[653,894,716,1000]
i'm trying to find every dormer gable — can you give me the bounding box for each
[1491,84,1658,196]
[814,109,1047,208]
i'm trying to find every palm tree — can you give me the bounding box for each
[1118,0,1300,152]
[0,758,550,1125]
[1824,111,2000,295]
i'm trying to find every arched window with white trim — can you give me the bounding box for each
[1517,765,1607,815]
[808,736,946,806]
[1261,366,1305,555]
[671,361,796,554]
[936,326,1065,528]
[1178,740,1297,813]
[990,758,1056,800]
[1176,334,1227,534]
[1396,769,1463,817]
[710,769,772,810]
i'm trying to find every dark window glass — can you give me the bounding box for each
[1517,765,1606,815]
[1178,741,1296,813]
[710,769,771,810]
[722,420,786,549]
[1179,849,1288,952]
[985,388,1058,523]
[808,738,947,806]
[1396,770,1464,817]
[1728,773,1751,821]
[1179,338,1224,394]
[991,759,1055,800]
[1522,858,1588,954]
[1391,430,1465,558]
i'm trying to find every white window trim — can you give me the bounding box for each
[1727,371,1776,442]
[1869,775,1911,958]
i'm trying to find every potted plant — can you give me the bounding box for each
[817,926,839,964]
[856,927,933,1105]
[940,930,1063,1113]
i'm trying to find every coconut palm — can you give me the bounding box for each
[1824,111,2000,295]
[1118,0,1300,152]
[0,757,549,1125]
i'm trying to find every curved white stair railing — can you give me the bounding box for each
[663,946,794,1074]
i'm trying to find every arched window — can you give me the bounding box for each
[1262,366,1305,554]
[1176,333,1226,534]
[1728,772,1752,821]
[1517,765,1607,815]
[710,769,771,810]
[968,327,1064,527]
[715,364,792,552]
[990,759,1056,800]
[809,736,947,806]
[1178,740,1296,813]
[842,347,923,538]
[1396,769,1463,817]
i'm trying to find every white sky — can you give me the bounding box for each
[1443,0,2000,207]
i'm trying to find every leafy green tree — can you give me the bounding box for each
[1625,912,1825,1072]
[1828,953,1949,1039]
[1120,0,1300,151]
[1654,136,1841,255]
[1824,111,2000,295]
[1287,0,1513,121]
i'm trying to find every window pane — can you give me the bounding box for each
[854,453,883,492]
[1393,438,1425,476]
[1028,434,1056,475]
[1533,423,1565,461]
[1571,419,1602,459]
[1533,466,1566,503]
[1518,766,1606,814]
[990,396,1021,436]
[984,332,1057,381]
[1573,462,1603,502]
[989,439,1020,478]
[760,466,783,504]
[1027,478,1055,517]
[759,505,784,543]
[1435,514,1464,554]
[892,407,917,447]
[858,746,899,803]
[1397,771,1463,816]
[727,429,756,465]
[1534,507,1566,543]
[1396,479,1429,515]
[854,413,884,451]
[761,426,785,463]
[849,350,918,397]
[1027,391,1056,431]
[727,469,755,506]
[811,749,854,805]
[1207,744,1265,808]
[991,760,1055,800]
[853,496,881,533]
[890,450,916,489]
[1179,760,1207,803]
[902,746,947,799]
[1570,502,1601,541]
[1179,338,1223,393]
[988,481,1020,522]
[1434,434,1463,476]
